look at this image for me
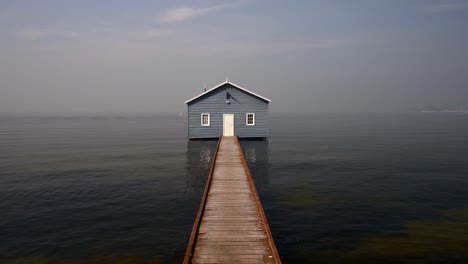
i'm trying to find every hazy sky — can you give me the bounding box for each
[1,0,467,114]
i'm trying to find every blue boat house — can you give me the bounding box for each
[185,79,271,140]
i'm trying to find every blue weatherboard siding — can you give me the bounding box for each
[187,83,269,139]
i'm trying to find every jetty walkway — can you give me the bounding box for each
[184,136,281,264]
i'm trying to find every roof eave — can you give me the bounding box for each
[184,80,227,104]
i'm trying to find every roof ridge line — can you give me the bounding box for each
[184,80,271,104]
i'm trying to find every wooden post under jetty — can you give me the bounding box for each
[184,136,281,264]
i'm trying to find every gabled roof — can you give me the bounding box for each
[185,80,271,104]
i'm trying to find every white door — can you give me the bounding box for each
[223,114,234,136]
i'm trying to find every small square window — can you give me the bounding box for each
[201,113,210,126]
[246,113,255,126]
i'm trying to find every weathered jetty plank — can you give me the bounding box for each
[184,136,281,264]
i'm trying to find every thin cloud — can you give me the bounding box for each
[158,4,231,23]
[423,2,468,13]
[144,28,175,38]
[18,28,79,40]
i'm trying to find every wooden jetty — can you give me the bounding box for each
[184,136,281,264]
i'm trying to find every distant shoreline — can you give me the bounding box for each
[420,110,468,113]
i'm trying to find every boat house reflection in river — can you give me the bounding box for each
[185,139,270,193]
[185,140,217,192]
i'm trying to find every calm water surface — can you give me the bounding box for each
[1,114,468,263]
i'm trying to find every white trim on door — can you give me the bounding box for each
[223,114,234,136]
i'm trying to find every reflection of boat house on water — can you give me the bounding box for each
[185,141,217,190]
[241,140,270,192]
[185,140,270,191]
[185,79,271,140]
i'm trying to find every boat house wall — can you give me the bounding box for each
[186,82,270,139]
